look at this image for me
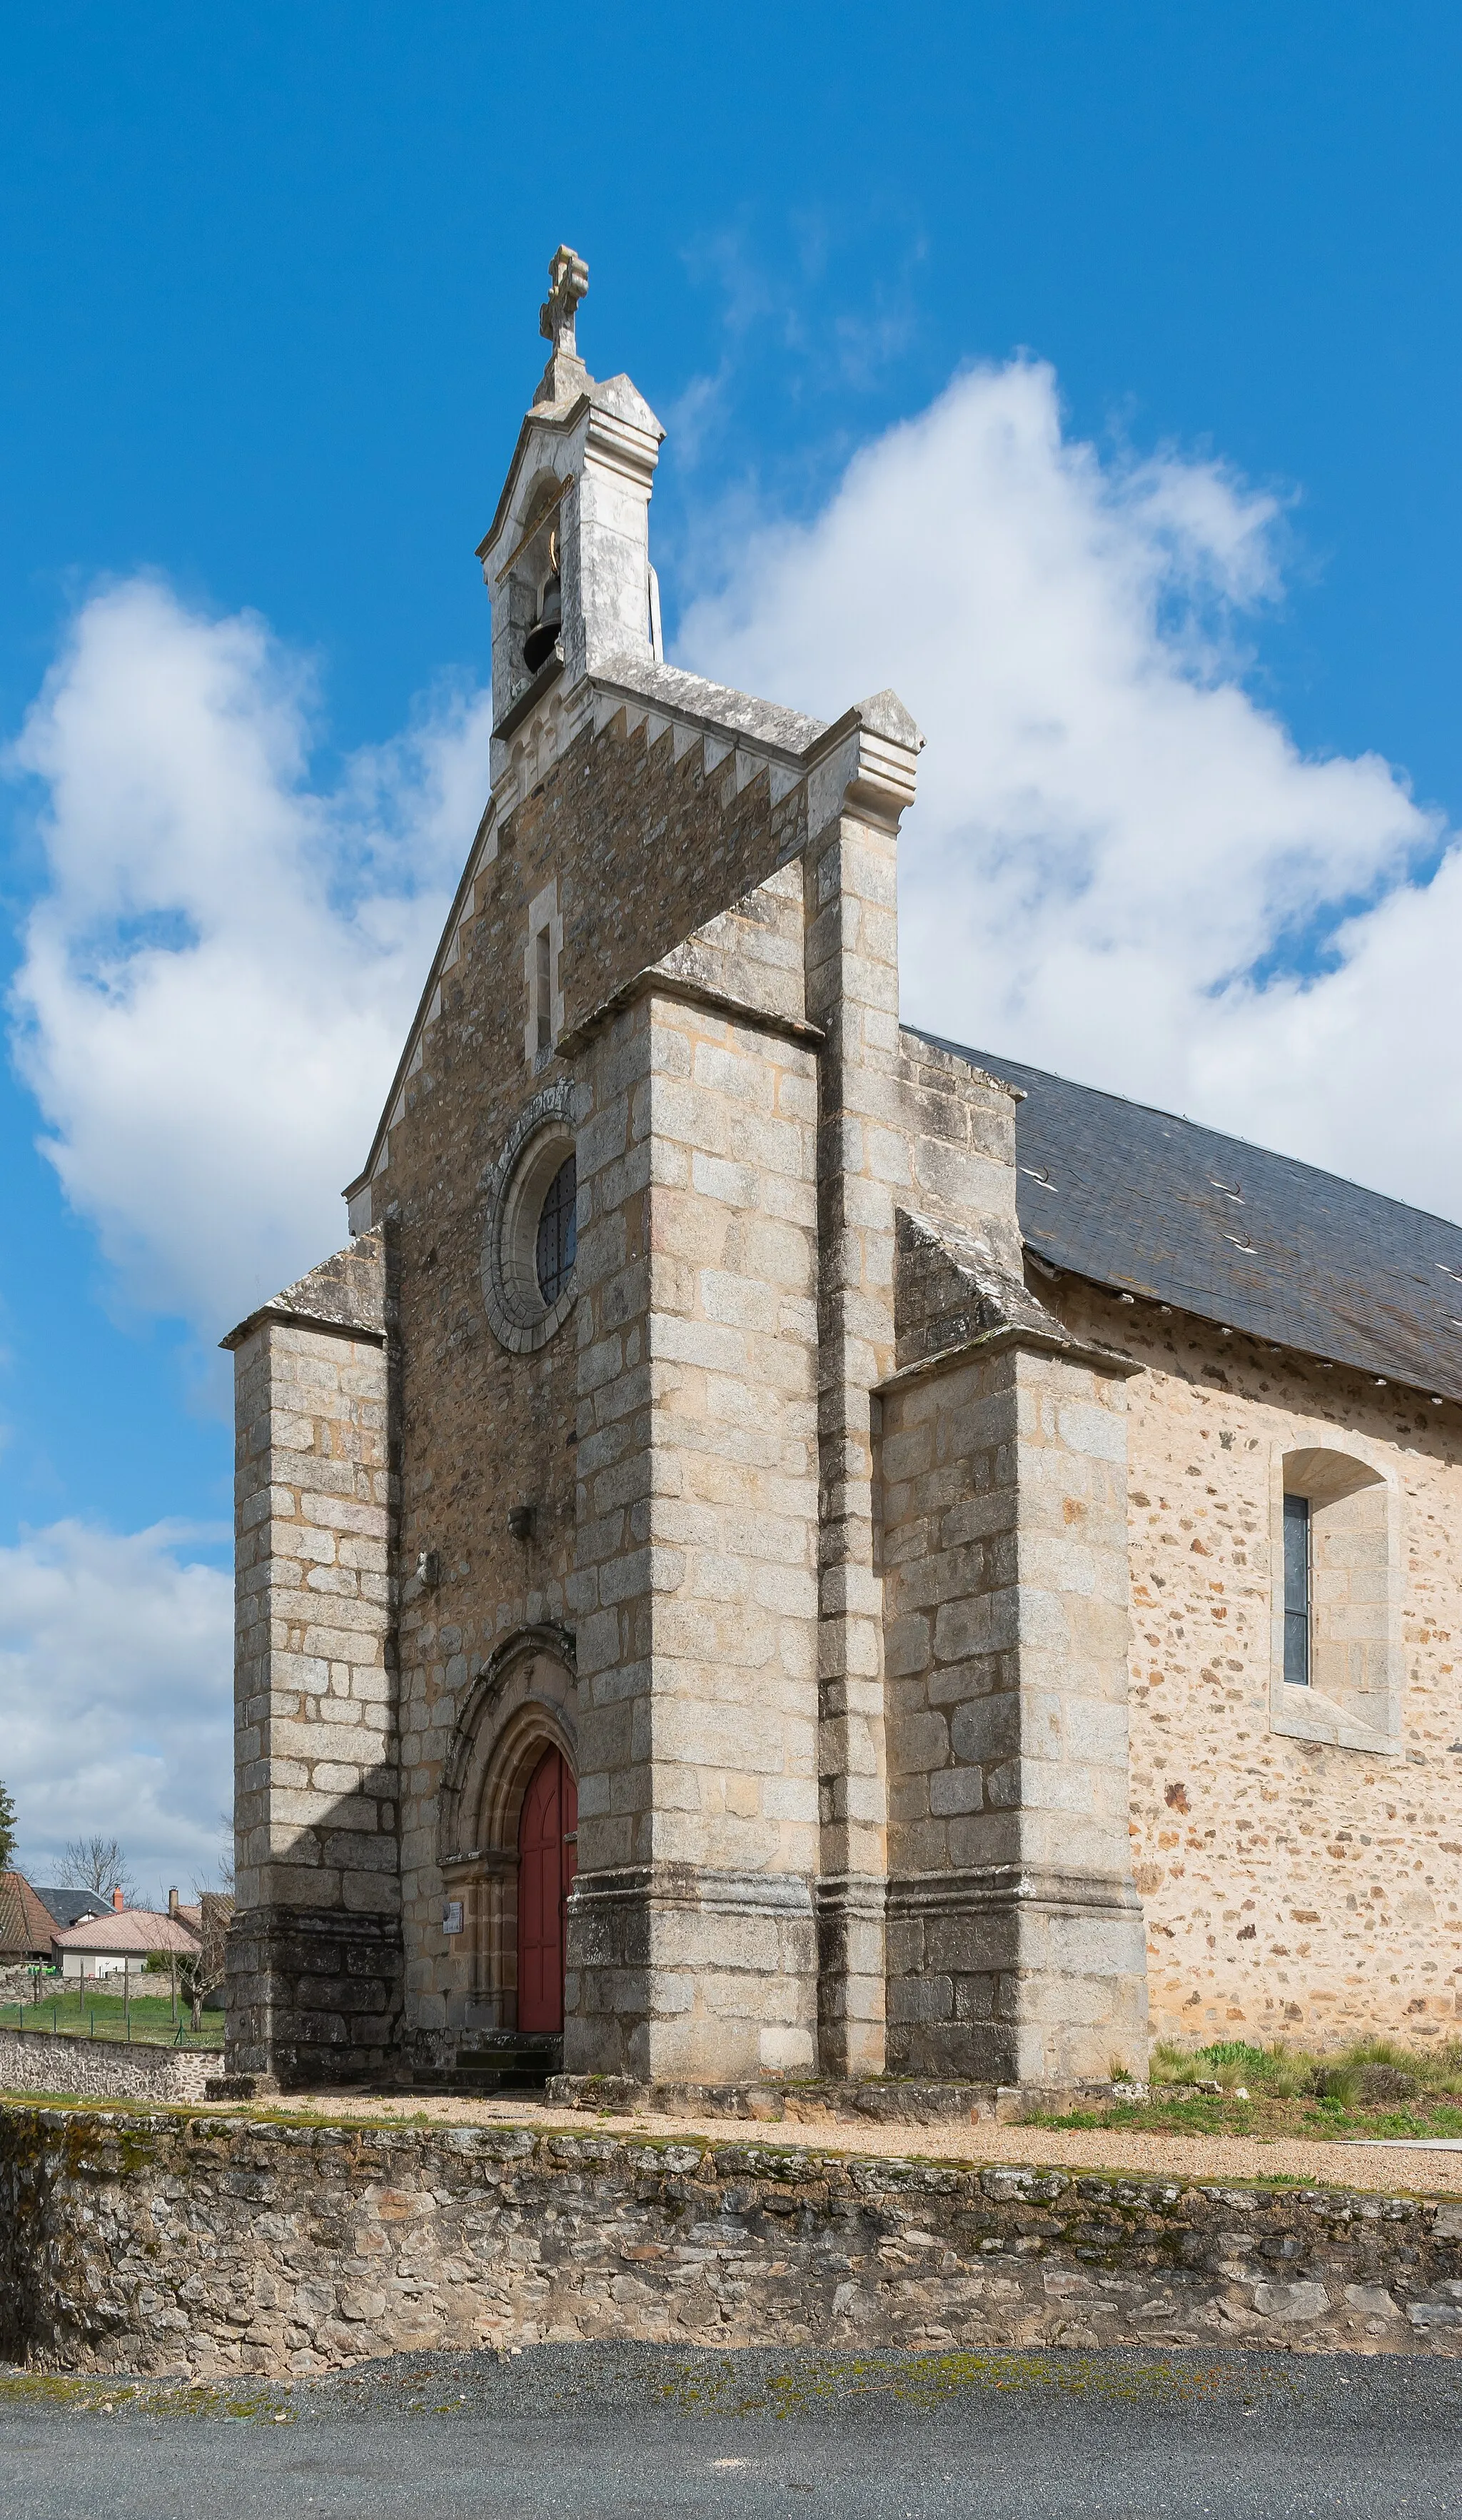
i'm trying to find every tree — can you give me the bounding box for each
[59,1835,136,1905]
[172,1899,231,2031]
[191,1809,235,1902]
[0,1778,16,1876]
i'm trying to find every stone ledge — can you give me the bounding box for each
[545,2073,1148,2125]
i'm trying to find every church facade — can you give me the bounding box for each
[223,251,1462,2092]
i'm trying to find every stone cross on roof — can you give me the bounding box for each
[539,244,589,359]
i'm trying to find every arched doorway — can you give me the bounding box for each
[436,1626,578,2035]
[516,1745,578,2033]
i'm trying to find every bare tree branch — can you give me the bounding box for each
[59,1835,137,1903]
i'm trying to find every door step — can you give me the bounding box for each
[406,2032,561,2097]
[407,2067,549,2095]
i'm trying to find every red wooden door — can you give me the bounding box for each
[516,1747,578,2034]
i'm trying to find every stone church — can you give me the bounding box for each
[223,248,1462,2093]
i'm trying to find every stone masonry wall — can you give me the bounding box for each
[803,800,902,2075]
[1050,1278,1462,2049]
[0,2034,215,2106]
[375,709,802,2049]
[226,1265,398,2085]
[879,1338,1147,2084]
[558,710,809,1033]
[6,2105,1462,2376]
[566,984,822,2080]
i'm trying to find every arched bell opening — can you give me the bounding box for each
[501,477,565,692]
[438,1630,576,2034]
[522,565,562,674]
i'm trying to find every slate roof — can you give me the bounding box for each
[29,1887,111,1932]
[914,1033,1462,1405]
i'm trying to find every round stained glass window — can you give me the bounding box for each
[480,1087,579,1354]
[535,1154,577,1306]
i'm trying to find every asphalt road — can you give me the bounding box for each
[4,2344,1462,2519]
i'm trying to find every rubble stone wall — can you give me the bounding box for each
[1051,1279,1462,2050]
[5,2105,1462,2377]
[0,2036,216,2106]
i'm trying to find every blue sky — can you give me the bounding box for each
[2,1,1460,1891]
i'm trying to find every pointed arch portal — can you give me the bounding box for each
[437,1626,578,2034]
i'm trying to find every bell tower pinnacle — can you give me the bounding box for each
[534,243,590,407]
[478,246,665,790]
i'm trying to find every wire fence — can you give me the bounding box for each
[0,1993,225,2051]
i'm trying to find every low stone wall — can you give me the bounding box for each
[4,2102,1462,2377]
[546,2073,1141,2125]
[0,2030,216,2106]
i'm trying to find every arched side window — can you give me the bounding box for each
[1269,1441,1402,1757]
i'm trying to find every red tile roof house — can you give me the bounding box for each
[52,1906,201,1984]
[0,1871,59,1965]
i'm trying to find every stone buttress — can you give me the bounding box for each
[877,1087,1149,2083]
[222,1236,400,2085]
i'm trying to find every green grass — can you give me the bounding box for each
[1032,2033,1462,2142]
[0,1981,223,2050]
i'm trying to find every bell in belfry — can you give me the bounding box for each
[523,570,562,674]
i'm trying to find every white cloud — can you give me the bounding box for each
[0,1519,232,1900]
[6,577,483,1344]
[6,357,1461,1396]
[680,358,1462,1221]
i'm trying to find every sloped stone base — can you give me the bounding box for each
[545,2072,1145,2125]
[223,1905,403,2089]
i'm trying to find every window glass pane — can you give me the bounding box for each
[535,1155,577,1306]
[1283,1491,1310,1686]
[535,927,553,1051]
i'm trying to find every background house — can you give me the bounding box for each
[31,1886,112,1934]
[52,1901,201,1984]
[0,1872,59,1966]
